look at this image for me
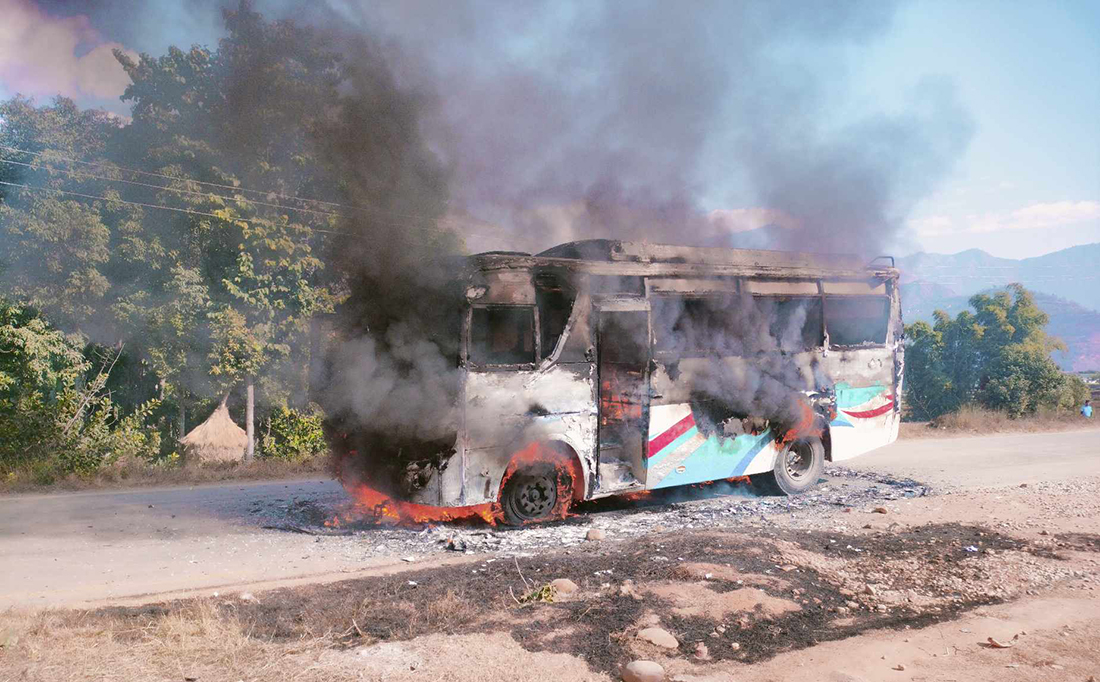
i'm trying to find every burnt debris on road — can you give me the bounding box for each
[254,467,930,560]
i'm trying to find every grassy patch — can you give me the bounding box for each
[900,405,1097,439]
[0,455,329,494]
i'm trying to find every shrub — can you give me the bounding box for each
[0,301,161,479]
[260,405,326,462]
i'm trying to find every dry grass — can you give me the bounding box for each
[900,405,1099,439]
[0,600,342,682]
[0,456,329,495]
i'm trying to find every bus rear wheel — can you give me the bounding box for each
[499,462,572,526]
[757,437,825,496]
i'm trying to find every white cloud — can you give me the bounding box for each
[911,200,1100,237]
[0,0,137,104]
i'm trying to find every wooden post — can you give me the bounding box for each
[245,378,255,462]
[178,396,186,441]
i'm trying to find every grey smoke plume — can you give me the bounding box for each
[651,292,826,435]
[61,0,973,256]
[348,0,973,256]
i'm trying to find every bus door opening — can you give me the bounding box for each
[596,308,649,490]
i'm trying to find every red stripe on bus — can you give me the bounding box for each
[647,412,696,457]
[841,398,894,419]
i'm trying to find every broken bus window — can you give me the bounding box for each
[536,288,575,361]
[651,296,741,354]
[825,296,890,346]
[753,296,824,351]
[469,306,536,365]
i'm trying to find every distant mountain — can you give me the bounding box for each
[901,284,1100,372]
[897,243,1100,313]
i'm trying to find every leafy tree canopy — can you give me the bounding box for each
[904,284,1080,420]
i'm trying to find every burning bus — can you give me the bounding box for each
[332,239,902,525]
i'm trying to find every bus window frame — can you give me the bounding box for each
[750,292,826,352]
[822,293,892,349]
[465,303,542,371]
[649,292,739,359]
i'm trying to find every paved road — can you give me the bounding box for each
[2,429,1098,609]
[0,478,362,609]
[844,427,1100,489]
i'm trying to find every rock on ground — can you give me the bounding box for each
[550,578,578,595]
[637,627,679,649]
[622,659,665,682]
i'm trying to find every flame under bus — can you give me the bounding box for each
[401,240,901,524]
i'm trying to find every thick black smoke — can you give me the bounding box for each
[75,0,973,256]
[351,0,973,256]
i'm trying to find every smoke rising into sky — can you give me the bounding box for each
[350,0,977,257]
[11,0,979,258]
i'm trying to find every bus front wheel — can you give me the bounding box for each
[499,462,572,526]
[758,437,825,496]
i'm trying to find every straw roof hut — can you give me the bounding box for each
[180,396,248,464]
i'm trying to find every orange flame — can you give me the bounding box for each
[781,399,819,444]
[329,441,582,528]
[328,445,499,527]
[329,480,498,526]
[495,441,581,523]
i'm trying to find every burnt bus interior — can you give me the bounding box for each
[462,240,900,499]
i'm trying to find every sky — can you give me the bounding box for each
[0,0,1097,260]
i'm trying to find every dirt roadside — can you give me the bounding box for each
[3,439,1100,680]
[4,428,1098,610]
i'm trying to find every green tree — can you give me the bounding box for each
[904,284,1071,420]
[0,97,123,333]
[110,3,348,455]
[0,299,159,480]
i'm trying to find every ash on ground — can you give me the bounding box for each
[254,466,929,560]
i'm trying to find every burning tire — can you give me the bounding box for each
[499,461,572,526]
[757,436,825,496]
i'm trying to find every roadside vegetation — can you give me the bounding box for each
[898,405,1095,439]
[0,5,451,489]
[902,284,1092,432]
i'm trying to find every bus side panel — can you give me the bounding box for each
[646,401,780,489]
[821,348,900,461]
[460,364,598,505]
[645,358,783,489]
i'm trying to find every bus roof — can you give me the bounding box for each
[469,239,897,280]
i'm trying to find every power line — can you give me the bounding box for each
[0,157,347,220]
[0,179,501,250]
[0,179,346,237]
[0,143,494,233]
[0,167,502,243]
[0,143,391,205]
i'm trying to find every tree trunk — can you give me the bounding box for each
[308,315,319,404]
[177,397,186,441]
[245,378,255,462]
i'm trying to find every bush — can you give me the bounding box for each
[260,405,326,462]
[0,301,161,480]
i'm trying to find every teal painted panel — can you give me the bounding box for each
[649,431,772,489]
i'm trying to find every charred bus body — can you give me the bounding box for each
[341,239,903,525]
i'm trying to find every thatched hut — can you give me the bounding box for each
[180,397,248,464]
